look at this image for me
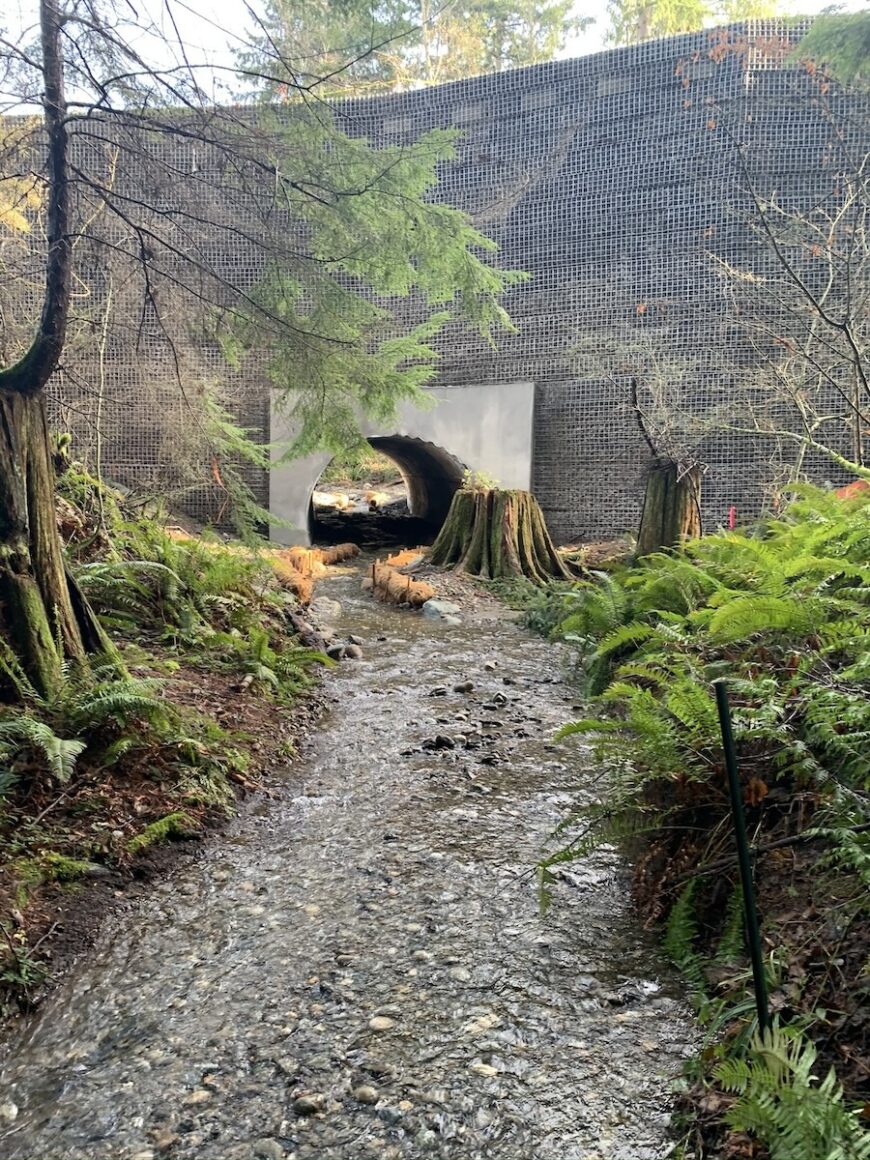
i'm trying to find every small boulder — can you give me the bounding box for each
[344,644,363,660]
[353,1085,380,1105]
[252,1141,285,1160]
[422,735,455,751]
[421,599,461,620]
[292,1092,326,1116]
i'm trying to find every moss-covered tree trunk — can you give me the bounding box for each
[0,391,113,695]
[0,0,115,697]
[430,488,572,583]
[636,458,702,557]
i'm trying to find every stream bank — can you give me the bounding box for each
[0,563,694,1160]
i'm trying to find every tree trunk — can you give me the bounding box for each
[0,390,115,696]
[636,458,702,558]
[429,488,573,584]
[0,3,115,698]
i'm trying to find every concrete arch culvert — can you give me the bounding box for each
[269,382,536,546]
[309,437,467,546]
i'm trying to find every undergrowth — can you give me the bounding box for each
[0,466,328,1014]
[524,484,870,1158]
[318,445,398,485]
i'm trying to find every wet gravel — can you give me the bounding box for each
[0,566,694,1160]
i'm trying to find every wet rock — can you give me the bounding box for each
[422,735,455,751]
[484,660,497,670]
[182,1089,212,1105]
[344,644,364,660]
[463,1012,501,1036]
[427,686,448,697]
[326,643,345,660]
[151,1128,179,1152]
[442,615,462,626]
[274,1056,300,1077]
[376,1106,404,1126]
[252,1139,285,1159]
[421,599,461,621]
[453,681,474,693]
[368,1016,395,1032]
[0,1101,18,1124]
[492,691,508,705]
[353,1085,380,1105]
[293,1093,326,1116]
[348,634,364,646]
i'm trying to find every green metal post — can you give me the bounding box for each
[713,679,769,1033]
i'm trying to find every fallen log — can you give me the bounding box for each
[370,560,435,607]
[163,529,358,605]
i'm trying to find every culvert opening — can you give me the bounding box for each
[310,437,466,549]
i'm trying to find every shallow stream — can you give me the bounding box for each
[0,567,694,1160]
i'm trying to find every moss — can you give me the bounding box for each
[39,852,94,881]
[13,851,93,902]
[127,811,196,855]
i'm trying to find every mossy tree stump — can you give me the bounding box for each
[636,458,702,557]
[429,488,572,584]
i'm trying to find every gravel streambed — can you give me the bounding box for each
[0,565,694,1160]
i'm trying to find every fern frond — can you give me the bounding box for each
[0,716,86,784]
[708,595,824,643]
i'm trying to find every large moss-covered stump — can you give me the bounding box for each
[429,488,572,584]
[636,458,702,557]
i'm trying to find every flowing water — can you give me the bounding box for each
[0,567,694,1160]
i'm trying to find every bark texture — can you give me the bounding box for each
[0,391,112,695]
[429,488,572,584]
[636,458,702,557]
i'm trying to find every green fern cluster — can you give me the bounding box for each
[0,661,168,786]
[535,485,870,1159]
[549,485,870,819]
[69,518,329,700]
[206,626,332,701]
[716,1024,870,1160]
